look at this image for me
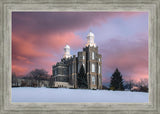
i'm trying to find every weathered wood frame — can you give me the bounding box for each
[0,0,160,114]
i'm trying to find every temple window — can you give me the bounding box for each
[92,52,94,60]
[92,64,95,72]
[99,65,100,74]
[92,76,95,85]
[83,56,85,60]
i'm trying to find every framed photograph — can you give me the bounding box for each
[0,0,160,114]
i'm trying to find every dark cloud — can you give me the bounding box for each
[100,33,148,82]
[12,12,148,83]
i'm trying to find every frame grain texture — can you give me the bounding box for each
[0,0,160,114]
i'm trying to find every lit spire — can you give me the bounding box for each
[86,31,96,47]
[63,45,71,59]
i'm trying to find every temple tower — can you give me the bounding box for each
[63,45,71,58]
[86,32,96,47]
[51,32,102,89]
[83,32,102,89]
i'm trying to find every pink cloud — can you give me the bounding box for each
[12,12,148,83]
[12,34,52,58]
[12,65,28,76]
[12,31,85,76]
[100,32,148,82]
[12,12,147,36]
[45,32,85,52]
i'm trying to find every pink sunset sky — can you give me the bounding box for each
[12,12,148,83]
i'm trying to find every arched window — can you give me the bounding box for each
[92,64,95,72]
[92,76,95,85]
[83,56,85,60]
[55,70,57,75]
[99,78,101,85]
[92,52,94,60]
[99,65,101,74]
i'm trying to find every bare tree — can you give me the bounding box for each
[138,78,148,87]
[27,69,49,87]
[124,80,135,90]
[137,78,148,92]
[30,69,49,79]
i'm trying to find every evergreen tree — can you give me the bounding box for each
[77,65,88,88]
[110,68,124,91]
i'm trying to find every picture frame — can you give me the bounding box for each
[0,0,160,114]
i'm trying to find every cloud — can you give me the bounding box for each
[12,12,148,83]
[12,12,145,36]
[12,31,84,76]
[100,32,148,82]
[43,32,85,53]
[12,65,28,76]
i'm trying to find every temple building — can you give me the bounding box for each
[49,32,102,89]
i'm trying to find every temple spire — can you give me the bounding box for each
[63,45,71,59]
[86,31,96,47]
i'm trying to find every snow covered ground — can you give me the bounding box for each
[12,87,148,103]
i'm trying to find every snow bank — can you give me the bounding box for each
[12,87,148,103]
